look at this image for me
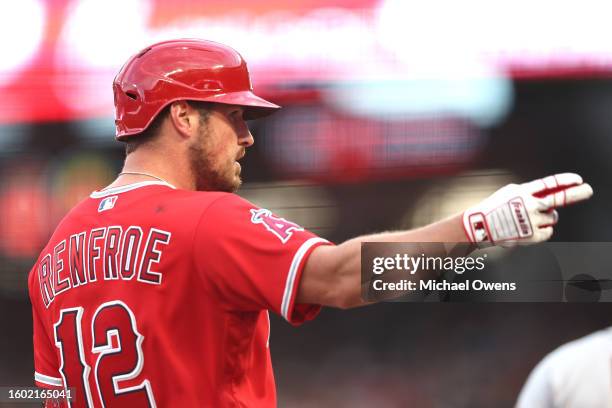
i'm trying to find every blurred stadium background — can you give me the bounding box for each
[2,0,612,406]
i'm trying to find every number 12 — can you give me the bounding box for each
[54,300,156,407]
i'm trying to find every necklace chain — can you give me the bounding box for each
[118,171,169,184]
[100,171,171,192]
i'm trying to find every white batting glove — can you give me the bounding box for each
[463,173,593,247]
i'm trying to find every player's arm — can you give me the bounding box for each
[299,214,468,309]
[298,173,593,309]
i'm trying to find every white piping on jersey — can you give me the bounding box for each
[90,181,176,199]
[266,310,271,348]
[34,371,63,387]
[281,237,329,321]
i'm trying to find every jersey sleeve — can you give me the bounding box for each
[28,271,63,389]
[194,194,332,325]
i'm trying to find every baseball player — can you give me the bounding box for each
[516,326,612,407]
[28,39,593,407]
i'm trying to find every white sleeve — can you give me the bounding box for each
[516,356,555,408]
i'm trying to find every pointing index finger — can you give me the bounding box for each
[522,173,584,196]
[536,182,593,209]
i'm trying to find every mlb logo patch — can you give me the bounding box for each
[98,196,118,213]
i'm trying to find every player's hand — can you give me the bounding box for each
[462,173,593,247]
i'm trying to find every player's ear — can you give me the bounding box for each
[168,100,200,139]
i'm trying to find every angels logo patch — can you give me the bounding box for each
[250,209,304,244]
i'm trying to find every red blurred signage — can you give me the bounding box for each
[2,0,612,126]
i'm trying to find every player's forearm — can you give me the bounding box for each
[353,213,468,244]
[299,213,469,309]
[299,173,593,309]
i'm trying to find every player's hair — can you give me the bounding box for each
[124,101,214,155]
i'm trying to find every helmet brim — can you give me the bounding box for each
[203,90,281,120]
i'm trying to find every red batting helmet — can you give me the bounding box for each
[113,39,281,140]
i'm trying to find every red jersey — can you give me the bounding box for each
[28,181,330,407]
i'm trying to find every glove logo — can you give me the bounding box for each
[468,213,490,243]
[509,198,533,238]
[250,208,304,244]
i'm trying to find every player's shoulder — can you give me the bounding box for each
[90,182,252,215]
[171,190,255,212]
[174,189,245,202]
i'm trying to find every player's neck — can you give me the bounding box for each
[104,151,193,191]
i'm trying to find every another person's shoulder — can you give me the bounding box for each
[529,328,612,388]
[517,327,612,407]
[544,327,612,371]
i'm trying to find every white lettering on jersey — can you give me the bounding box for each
[37,226,171,308]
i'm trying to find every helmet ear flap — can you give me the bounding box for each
[113,83,145,136]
